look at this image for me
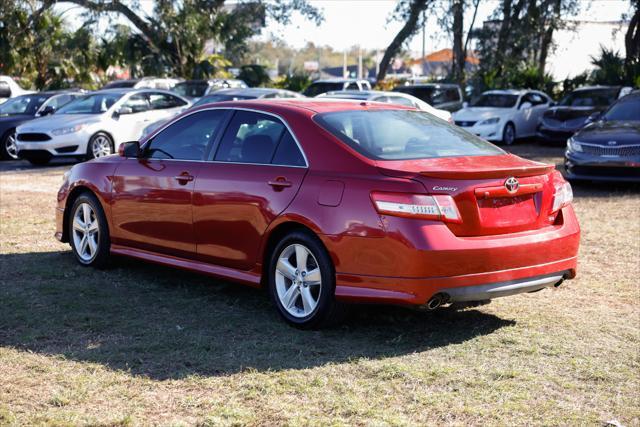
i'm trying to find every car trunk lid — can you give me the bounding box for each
[376,155,558,236]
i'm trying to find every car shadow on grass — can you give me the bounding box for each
[0,250,515,380]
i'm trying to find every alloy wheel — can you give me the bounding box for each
[5,132,19,160]
[275,243,322,318]
[72,202,100,262]
[504,124,515,145]
[91,135,112,158]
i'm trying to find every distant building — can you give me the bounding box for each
[408,48,480,79]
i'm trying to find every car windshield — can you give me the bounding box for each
[193,94,256,106]
[558,89,618,107]
[471,94,518,108]
[304,82,344,97]
[0,94,49,116]
[57,93,123,114]
[394,86,438,104]
[604,97,640,121]
[315,110,504,160]
[173,82,209,98]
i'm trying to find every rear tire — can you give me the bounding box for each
[502,122,516,146]
[68,193,111,268]
[86,132,113,160]
[268,230,347,329]
[0,129,19,160]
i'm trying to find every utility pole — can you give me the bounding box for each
[421,10,426,76]
[343,50,347,78]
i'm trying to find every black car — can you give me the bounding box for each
[392,83,464,112]
[565,91,640,182]
[0,90,82,160]
[537,86,632,143]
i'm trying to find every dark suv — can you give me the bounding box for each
[392,83,464,112]
[537,86,633,143]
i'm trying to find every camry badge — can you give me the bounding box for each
[504,177,519,194]
[607,140,617,145]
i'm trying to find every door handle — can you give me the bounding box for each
[268,177,292,190]
[174,173,194,184]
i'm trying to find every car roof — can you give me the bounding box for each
[572,85,623,91]
[398,83,460,89]
[211,88,284,96]
[192,98,413,115]
[321,90,406,99]
[311,79,367,84]
[482,89,527,95]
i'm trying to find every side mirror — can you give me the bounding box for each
[39,105,56,116]
[462,101,469,108]
[118,106,133,115]
[118,141,140,158]
[586,111,601,123]
[520,101,532,110]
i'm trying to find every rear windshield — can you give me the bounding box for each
[315,110,503,160]
[304,82,344,97]
[174,82,209,98]
[559,89,618,107]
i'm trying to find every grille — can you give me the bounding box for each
[17,133,51,142]
[455,120,476,127]
[581,143,640,157]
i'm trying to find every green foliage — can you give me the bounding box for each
[273,73,311,92]
[238,64,271,87]
[590,46,626,86]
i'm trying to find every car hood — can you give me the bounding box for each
[0,114,33,131]
[453,107,510,121]
[574,121,640,145]
[17,114,102,132]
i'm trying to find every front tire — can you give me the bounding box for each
[68,193,111,268]
[0,129,19,160]
[86,132,113,160]
[268,231,346,329]
[502,122,516,146]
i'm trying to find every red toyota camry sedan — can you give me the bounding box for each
[55,99,580,328]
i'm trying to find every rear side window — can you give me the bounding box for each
[214,111,285,164]
[445,88,461,102]
[145,110,226,160]
[315,110,503,160]
[272,132,305,166]
[149,93,187,110]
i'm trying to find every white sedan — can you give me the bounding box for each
[453,90,552,145]
[316,90,453,122]
[15,89,190,165]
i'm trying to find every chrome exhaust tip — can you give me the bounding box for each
[425,293,448,311]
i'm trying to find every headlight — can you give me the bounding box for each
[567,137,582,152]
[51,124,86,136]
[478,117,500,125]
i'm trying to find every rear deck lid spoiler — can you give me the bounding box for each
[376,154,554,180]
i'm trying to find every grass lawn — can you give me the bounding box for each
[0,145,638,426]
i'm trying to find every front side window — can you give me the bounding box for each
[315,109,503,161]
[58,93,123,114]
[145,110,226,160]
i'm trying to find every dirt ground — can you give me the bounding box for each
[0,144,638,426]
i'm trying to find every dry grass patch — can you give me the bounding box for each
[0,147,639,426]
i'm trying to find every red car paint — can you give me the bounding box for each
[56,100,580,306]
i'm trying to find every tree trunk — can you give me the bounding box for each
[538,0,562,78]
[376,0,429,83]
[451,0,465,84]
[625,1,640,66]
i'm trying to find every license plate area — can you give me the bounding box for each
[477,194,538,228]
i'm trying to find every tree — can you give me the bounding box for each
[442,0,481,84]
[376,0,431,83]
[624,0,640,83]
[42,0,323,78]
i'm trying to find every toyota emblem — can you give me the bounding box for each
[504,177,519,193]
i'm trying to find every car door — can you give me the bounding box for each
[517,92,546,136]
[527,92,550,136]
[110,109,228,259]
[193,109,308,270]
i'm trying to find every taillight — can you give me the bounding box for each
[551,181,573,213]
[371,191,462,223]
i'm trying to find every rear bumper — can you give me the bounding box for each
[325,205,580,306]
